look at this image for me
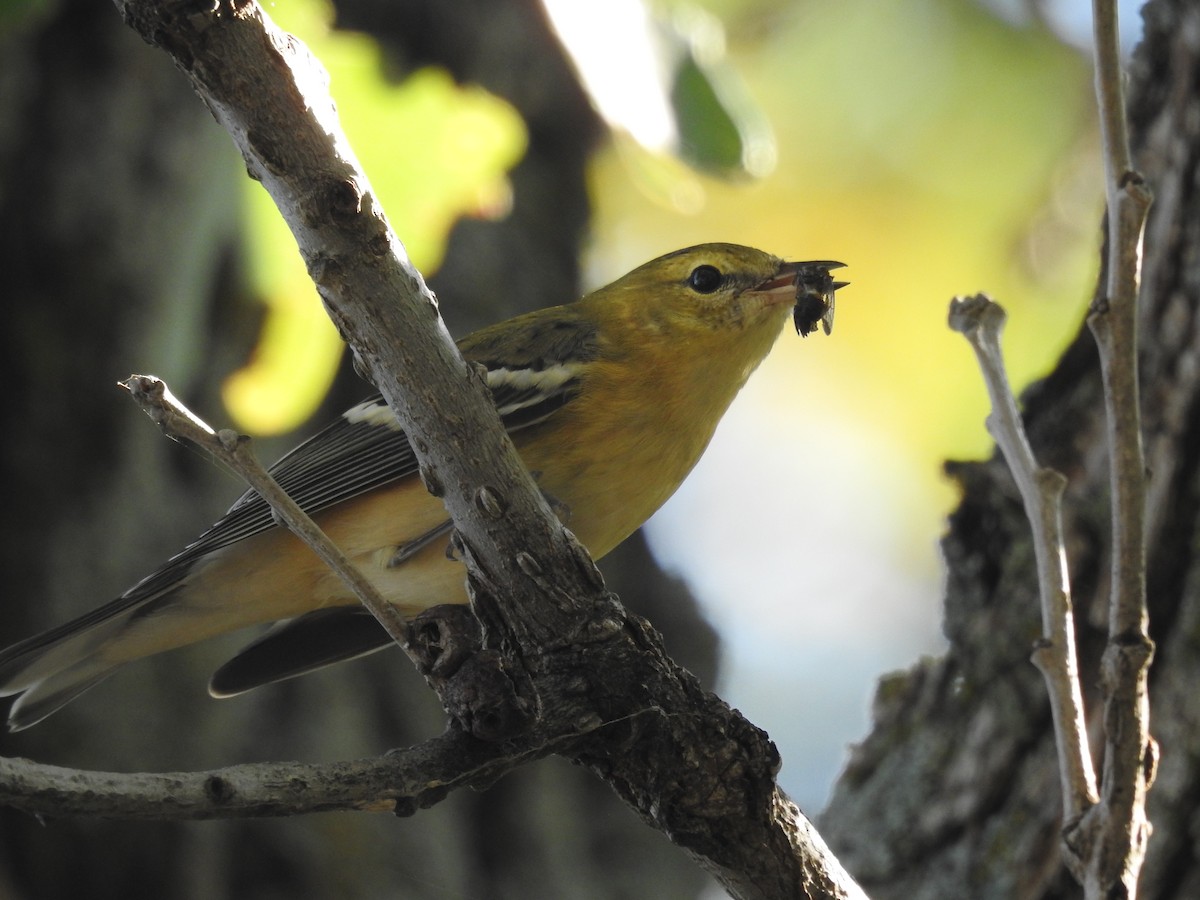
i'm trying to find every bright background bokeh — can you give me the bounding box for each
[236,0,1143,811]
[225,0,527,431]
[576,0,1109,813]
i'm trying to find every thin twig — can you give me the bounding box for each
[1091,0,1152,643]
[118,374,411,648]
[949,295,1098,822]
[1082,0,1156,895]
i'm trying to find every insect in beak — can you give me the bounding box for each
[749,261,847,337]
[789,261,847,337]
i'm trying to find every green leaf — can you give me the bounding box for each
[670,53,747,175]
[226,0,526,434]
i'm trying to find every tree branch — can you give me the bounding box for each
[948,295,1098,823]
[950,2,1157,893]
[947,6,1157,894]
[0,2,874,897]
[1081,0,1156,896]
[119,374,411,647]
[0,729,555,819]
[114,0,597,641]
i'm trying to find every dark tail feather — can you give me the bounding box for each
[209,608,395,698]
[0,590,176,731]
[0,614,131,731]
[5,663,121,731]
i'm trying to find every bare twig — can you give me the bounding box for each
[118,374,411,647]
[1080,0,1156,896]
[949,296,1098,821]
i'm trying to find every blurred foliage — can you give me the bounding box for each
[226,0,1099,620]
[670,50,756,175]
[543,0,774,178]
[0,0,50,29]
[224,0,526,433]
[593,1,1104,808]
[591,0,1098,528]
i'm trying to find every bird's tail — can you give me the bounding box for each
[0,594,160,731]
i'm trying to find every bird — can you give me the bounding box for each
[0,243,844,731]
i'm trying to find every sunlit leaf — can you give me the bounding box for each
[225,0,527,434]
[545,0,773,179]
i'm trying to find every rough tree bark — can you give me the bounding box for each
[820,2,1200,897]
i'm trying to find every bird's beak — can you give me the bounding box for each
[748,260,847,337]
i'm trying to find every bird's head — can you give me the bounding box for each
[586,242,843,349]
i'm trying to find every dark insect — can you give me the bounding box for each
[790,261,847,337]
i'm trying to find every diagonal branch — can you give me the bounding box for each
[0,2,875,897]
[113,0,597,640]
[119,374,411,647]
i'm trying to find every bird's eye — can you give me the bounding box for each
[687,264,723,294]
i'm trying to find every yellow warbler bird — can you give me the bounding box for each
[0,243,843,730]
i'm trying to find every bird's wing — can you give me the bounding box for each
[0,403,427,664]
[131,384,582,605]
[110,400,424,608]
[460,303,598,430]
[201,313,603,696]
[0,312,599,680]
[206,304,598,562]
